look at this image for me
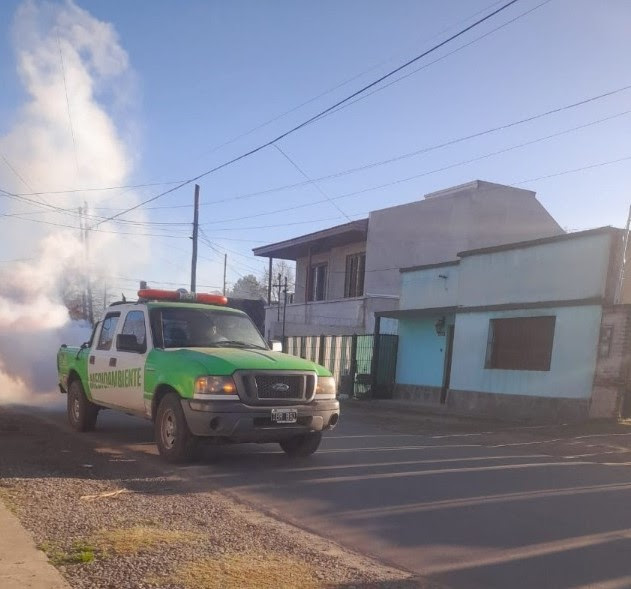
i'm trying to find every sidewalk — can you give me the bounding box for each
[0,499,70,589]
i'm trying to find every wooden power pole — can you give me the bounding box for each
[191,184,200,292]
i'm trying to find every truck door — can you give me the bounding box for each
[88,311,122,407]
[109,309,149,414]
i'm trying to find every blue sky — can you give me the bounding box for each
[1,0,631,297]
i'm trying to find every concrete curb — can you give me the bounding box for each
[0,500,70,589]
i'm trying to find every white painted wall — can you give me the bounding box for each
[449,305,603,399]
[458,232,613,307]
[364,181,563,298]
[400,265,460,310]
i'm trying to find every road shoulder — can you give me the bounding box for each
[0,499,70,589]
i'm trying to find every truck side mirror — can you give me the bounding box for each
[269,340,283,352]
[116,333,146,353]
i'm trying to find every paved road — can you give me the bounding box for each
[43,404,631,589]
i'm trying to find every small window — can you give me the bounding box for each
[309,264,328,301]
[344,253,366,298]
[485,316,556,371]
[119,311,147,350]
[97,312,120,351]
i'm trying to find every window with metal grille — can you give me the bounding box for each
[344,252,366,298]
[485,316,556,371]
[309,264,328,301]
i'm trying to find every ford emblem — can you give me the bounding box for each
[271,382,290,393]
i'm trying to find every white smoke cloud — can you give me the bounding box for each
[0,0,148,404]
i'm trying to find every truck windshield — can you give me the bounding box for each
[150,307,268,350]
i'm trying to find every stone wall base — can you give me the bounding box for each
[394,384,590,423]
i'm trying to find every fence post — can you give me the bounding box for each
[370,316,381,399]
[318,335,326,366]
[350,334,358,398]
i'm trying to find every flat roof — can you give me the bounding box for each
[400,259,460,273]
[457,226,620,258]
[252,218,368,260]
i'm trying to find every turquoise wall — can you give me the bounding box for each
[396,315,453,387]
[449,305,602,399]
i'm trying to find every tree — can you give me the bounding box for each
[228,274,267,300]
[261,260,295,303]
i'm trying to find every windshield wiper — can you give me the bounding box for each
[213,340,267,350]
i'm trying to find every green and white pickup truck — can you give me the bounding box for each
[57,290,340,462]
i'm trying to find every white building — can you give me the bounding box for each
[254,180,564,339]
[379,227,631,421]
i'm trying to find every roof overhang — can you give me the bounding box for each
[376,306,458,320]
[252,219,368,260]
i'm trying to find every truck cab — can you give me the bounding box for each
[57,290,340,462]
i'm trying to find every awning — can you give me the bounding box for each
[252,219,368,260]
[375,306,457,319]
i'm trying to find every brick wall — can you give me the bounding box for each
[590,305,631,418]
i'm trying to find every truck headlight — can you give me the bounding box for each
[315,376,336,399]
[194,376,237,399]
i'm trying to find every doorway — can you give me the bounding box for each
[440,325,455,404]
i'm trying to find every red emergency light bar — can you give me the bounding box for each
[138,289,228,305]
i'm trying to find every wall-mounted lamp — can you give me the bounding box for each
[435,316,446,336]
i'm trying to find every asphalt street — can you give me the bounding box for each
[42,404,631,589]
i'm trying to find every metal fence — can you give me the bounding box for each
[284,334,398,398]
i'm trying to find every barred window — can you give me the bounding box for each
[344,252,366,298]
[485,316,556,371]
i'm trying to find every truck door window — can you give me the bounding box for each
[97,312,121,351]
[120,311,147,349]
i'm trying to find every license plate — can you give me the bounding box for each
[271,409,297,424]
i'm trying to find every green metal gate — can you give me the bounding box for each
[284,334,398,399]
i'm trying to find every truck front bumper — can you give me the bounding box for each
[181,399,340,442]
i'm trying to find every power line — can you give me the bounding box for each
[56,32,79,176]
[186,107,631,227]
[110,81,631,217]
[321,0,554,122]
[273,144,352,221]
[90,0,521,228]
[190,0,508,162]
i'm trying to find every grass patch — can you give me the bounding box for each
[95,525,202,555]
[38,540,96,565]
[159,552,321,589]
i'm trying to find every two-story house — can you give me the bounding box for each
[253,180,564,339]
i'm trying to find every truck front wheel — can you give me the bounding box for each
[67,379,99,432]
[279,432,322,457]
[155,393,198,463]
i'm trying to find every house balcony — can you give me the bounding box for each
[264,295,399,338]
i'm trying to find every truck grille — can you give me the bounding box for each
[233,371,316,404]
[255,375,304,399]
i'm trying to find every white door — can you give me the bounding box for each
[108,309,150,414]
[88,311,122,407]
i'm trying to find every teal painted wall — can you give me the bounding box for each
[396,315,453,387]
[449,305,602,399]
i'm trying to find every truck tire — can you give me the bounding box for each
[67,379,99,432]
[279,432,322,457]
[155,393,198,463]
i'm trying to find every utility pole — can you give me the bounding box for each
[281,275,288,349]
[78,206,87,321]
[84,201,94,326]
[276,273,282,321]
[223,254,227,295]
[615,203,631,303]
[190,184,200,293]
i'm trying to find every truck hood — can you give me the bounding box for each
[166,347,331,376]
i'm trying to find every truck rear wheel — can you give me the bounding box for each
[279,432,322,457]
[67,379,98,432]
[155,393,198,463]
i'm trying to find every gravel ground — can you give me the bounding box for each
[0,407,419,589]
